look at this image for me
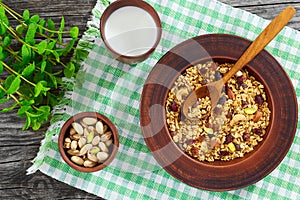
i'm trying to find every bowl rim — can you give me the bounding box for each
[58,112,119,173]
[140,33,298,191]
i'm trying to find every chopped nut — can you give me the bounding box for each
[253,110,262,122]
[230,114,247,126]
[227,88,235,100]
[228,142,236,152]
[244,107,257,115]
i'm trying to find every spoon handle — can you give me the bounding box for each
[222,6,296,82]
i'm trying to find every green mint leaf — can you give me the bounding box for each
[30,14,40,23]
[48,73,57,88]
[47,19,55,37]
[0,7,8,35]
[0,46,3,61]
[0,62,3,74]
[0,97,10,104]
[37,105,50,122]
[25,22,37,45]
[70,26,79,39]
[0,7,9,25]
[37,40,47,54]
[21,44,31,64]
[16,24,26,34]
[4,75,15,89]
[34,80,50,97]
[18,105,32,117]
[64,39,75,55]
[23,9,30,21]
[23,114,31,130]
[38,19,46,34]
[32,119,41,131]
[52,51,60,62]
[6,75,21,94]
[47,18,55,30]
[3,36,11,47]
[0,6,5,17]
[1,103,18,112]
[58,16,65,43]
[22,62,35,77]
[38,105,50,113]
[75,48,89,62]
[64,62,75,78]
[0,50,8,61]
[47,41,56,51]
[0,22,7,35]
[41,61,47,73]
[47,93,58,106]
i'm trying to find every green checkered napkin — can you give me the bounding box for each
[28,0,300,199]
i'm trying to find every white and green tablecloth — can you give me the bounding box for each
[28,0,300,199]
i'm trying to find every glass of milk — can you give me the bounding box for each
[100,0,162,64]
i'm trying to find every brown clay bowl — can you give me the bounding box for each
[58,112,119,172]
[140,34,298,191]
[100,0,162,64]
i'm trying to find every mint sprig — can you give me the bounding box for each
[0,2,86,130]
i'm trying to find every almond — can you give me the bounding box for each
[227,88,235,100]
[253,110,262,122]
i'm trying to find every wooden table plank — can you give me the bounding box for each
[0,0,299,199]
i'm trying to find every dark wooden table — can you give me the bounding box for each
[0,0,299,199]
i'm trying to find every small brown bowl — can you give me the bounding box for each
[100,0,162,64]
[58,112,119,172]
[140,34,298,191]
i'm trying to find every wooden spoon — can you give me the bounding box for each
[182,6,296,120]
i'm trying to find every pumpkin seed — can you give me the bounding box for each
[204,127,213,135]
[244,107,257,115]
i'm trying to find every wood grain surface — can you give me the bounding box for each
[0,0,299,199]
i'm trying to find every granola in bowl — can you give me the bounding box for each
[166,61,271,162]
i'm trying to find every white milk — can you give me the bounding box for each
[104,6,158,56]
